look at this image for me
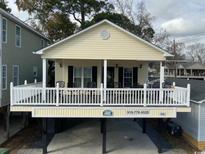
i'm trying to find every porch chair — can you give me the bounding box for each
[56,81,65,88]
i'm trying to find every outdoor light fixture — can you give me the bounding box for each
[59,63,62,68]
[140,64,142,69]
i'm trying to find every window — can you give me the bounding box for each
[33,66,38,78]
[2,18,7,43]
[13,65,19,86]
[2,65,7,90]
[73,67,93,88]
[41,39,44,48]
[83,67,92,87]
[123,68,133,88]
[15,25,21,47]
[73,67,82,87]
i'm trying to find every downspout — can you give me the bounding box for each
[0,14,2,105]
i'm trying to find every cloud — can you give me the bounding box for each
[161,18,205,36]
[8,0,29,21]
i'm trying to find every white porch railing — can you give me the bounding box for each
[10,82,190,107]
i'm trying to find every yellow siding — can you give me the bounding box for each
[42,23,165,61]
[55,59,148,87]
[10,106,191,118]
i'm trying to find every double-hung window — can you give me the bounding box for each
[2,65,7,90]
[2,18,7,43]
[83,67,92,88]
[15,25,21,47]
[73,67,92,88]
[73,67,82,87]
[123,68,133,88]
[13,65,19,86]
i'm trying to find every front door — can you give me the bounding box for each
[107,67,114,88]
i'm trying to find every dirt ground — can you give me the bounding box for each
[1,119,42,154]
[148,119,199,154]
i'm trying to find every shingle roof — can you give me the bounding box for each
[166,78,205,103]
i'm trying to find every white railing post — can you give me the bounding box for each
[24,80,27,85]
[172,82,176,104]
[143,84,147,106]
[100,83,103,106]
[187,84,190,106]
[56,83,59,106]
[10,82,13,106]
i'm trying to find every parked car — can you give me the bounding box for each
[166,121,182,136]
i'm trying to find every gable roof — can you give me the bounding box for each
[0,8,49,40]
[34,19,172,57]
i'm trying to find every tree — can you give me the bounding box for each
[58,0,114,29]
[16,0,114,29]
[15,0,114,40]
[0,0,11,12]
[45,12,76,41]
[186,43,205,63]
[84,12,141,36]
[113,0,155,41]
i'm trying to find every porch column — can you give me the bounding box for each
[42,58,47,88]
[103,60,107,102]
[42,59,47,102]
[159,62,164,102]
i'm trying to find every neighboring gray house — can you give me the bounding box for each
[167,78,205,150]
[0,8,49,140]
[0,8,49,109]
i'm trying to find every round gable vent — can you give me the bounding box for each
[100,29,110,40]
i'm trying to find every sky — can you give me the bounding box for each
[7,0,205,45]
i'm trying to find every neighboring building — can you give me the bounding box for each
[165,61,205,80]
[9,20,191,154]
[167,78,205,150]
[0,8,49,140]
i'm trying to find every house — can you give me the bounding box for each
[166,78,205,150]
[9,20,191,154]
[165,60,205,80]
[0,8,49,140]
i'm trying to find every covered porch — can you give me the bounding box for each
[10,58,190,108]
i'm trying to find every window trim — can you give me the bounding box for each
[12,65,20,86]
[2,17,7,43]
[2,65,7,90]
[15,25,21,48]
[123,67,133,88]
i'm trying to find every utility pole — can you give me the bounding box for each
[173,39,177,78]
